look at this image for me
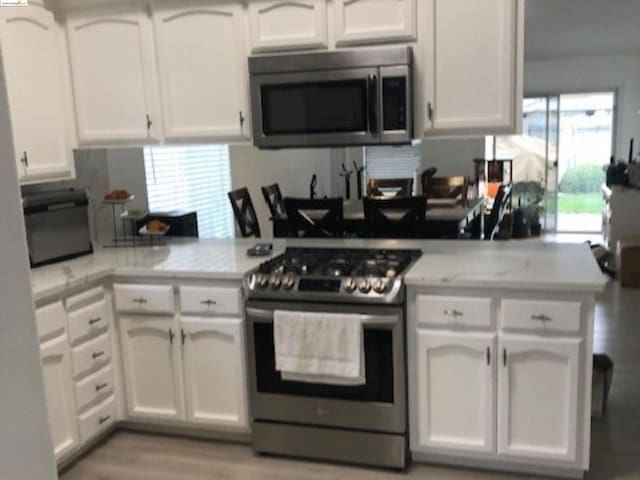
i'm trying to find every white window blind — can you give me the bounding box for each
[364,145,422,180]
[143,145,234,239]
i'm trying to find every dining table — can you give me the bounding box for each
[272,197,485,239]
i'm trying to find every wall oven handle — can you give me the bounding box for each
[367,74,378,135]
[245,308,399,326]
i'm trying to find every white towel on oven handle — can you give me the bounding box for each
[274,310,365,386]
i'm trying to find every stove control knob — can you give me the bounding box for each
[343,278,357,293]
[282,275,295,290]
[270,275,282,289]
[372,278,387,294]
[257,274,269,289]
[357,279,371,294]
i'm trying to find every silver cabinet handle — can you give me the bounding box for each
[169,328,175,344]
[427,102,434,122]
[99,415,111,425]
[239,110,245,131]
[132,298,148,305]
[95,382,108,392]
[503,348,507,367]
[146,114,153,131]
[20,151,29,167]
[444,309,464,318]
[88,317,101,325]
[92,351,105,359]
[531,314,552,322]
[200,299,217,307]
[486,347,491,366]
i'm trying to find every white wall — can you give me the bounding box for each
[0,58,58,480]
[525,53,640,159]
[229,145,333,238]
[421,138,485,178]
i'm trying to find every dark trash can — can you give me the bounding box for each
[592,354,614,419]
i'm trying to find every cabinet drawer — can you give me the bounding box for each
[78,394,116,443]
[75,364,114,412]
[179,286,241,315]
[71,332,111,379]
[501,299,582,333]
[68,299,109,346]
[36,301,67,342]
[66,286,104,311]
[416,295,492,328]
[114,284,174,314]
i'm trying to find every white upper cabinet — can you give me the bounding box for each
[248,0,328,52]
[334,0,416,47]
[0,3,74,184]
[422,0,523,135]
[66,5,161,145]
[181,317,248,429]
[119,316,184,421]
[40,335,79,461]
[152,1,250,142]
[416,330,495,454]
[497,336,581,463]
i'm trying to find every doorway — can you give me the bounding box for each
[487,91,615,233]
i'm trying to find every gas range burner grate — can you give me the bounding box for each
[257,247,421,278]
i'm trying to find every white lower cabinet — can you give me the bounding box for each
[40,335,79,461]
[416,330,495,453]
[181,317,248,429]
[497,335,581,463]
[119,316,185,420]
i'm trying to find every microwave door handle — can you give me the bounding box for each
[367,74,378,135]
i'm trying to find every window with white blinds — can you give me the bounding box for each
[364,145,422,180]
[143,145,234,239]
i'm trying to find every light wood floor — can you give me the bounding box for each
[62,281,640,480]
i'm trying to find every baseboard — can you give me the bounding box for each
[411,451,584,479]
[57,420,251,474]
[119,420,252,444]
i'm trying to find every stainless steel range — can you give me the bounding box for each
[244,247,421,469]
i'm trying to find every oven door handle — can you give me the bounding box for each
[246,308,399,326]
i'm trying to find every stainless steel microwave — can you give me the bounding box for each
[249,47,413,149]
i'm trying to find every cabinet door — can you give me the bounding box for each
[248,0,327,52]
[0,5,73,183]
[181,317,248,429]
[66,6,161,145]
[119,316,184,420]
[416,330,495,454]
[40,335,79,461]
[334,0,416,47]
[424,0,521,134]
[153,1,249,142]
[498,336,581,463]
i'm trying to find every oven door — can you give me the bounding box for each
[246,300,406,434]
[251,68,380,148]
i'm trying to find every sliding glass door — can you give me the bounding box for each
[488,91,615,233]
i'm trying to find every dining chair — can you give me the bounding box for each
[228,187,261,238]
[261,183,285,219]
[485,185,509,240]
[366,178,414,198]
[284,197,343,238]
[424,175,469,203]
[363,196,427,239]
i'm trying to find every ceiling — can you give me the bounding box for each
[525,0,640,61]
